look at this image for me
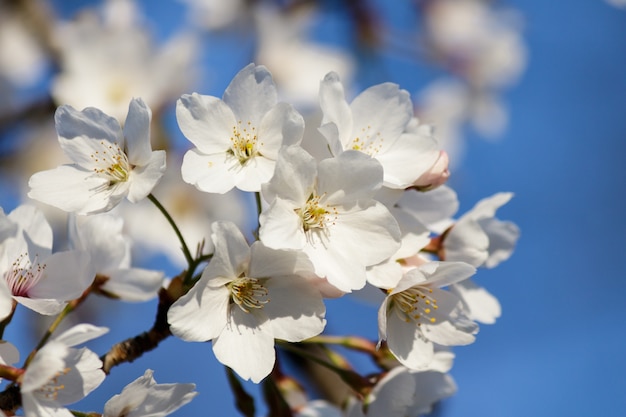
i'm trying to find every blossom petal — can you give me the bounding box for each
[21,341,67,393]
[176,93,237,154]
[261,145,316,205]
[319,71,353,146]
[101,268,164,302]
[257,103,305,160]
[212,308,275,383]
[180,149,238,194]
[349,83,413,151]
[22,393,74,417]
[444,218,489,267]
[205,221,250,279]
[398,186,458,233]
[450,279,501,324]
[55,105,123,167]
[127,150,166,202]
[8,205,53,251]
[28,166,122,214]
[481,218,520,268]
[263,276,325,342]
[168,276,230,342]
[259,198,306,250]
[375,131,439,189]
[233,155,276,192]
[123,98,153,166]
[52,323,109,347]
[223,64,277,126]
[317,151,383,206]
[54,347,105,404]
[385,311,434,369]
[28,250,94,302]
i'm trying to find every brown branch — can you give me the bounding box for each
[100,282,178,374]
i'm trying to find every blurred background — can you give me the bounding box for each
[1,0,625,416]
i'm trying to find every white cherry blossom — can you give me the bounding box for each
[260,146,401,293]
[103,369,197,417]
[20,324,108,417]
[0,205,93,317]
[69,214,164,301]
[319,72,441,189]
[176,63,305,193]
[345,366,457,417]
[28,98,166,215]
[168,221,326,383]
[378,261,477,369]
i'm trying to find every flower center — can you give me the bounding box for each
[350,125,384,156]
[90,140,131,183]
[228,277,269,313]
[228,121,261,165]
[4,252,46,297]
[391,287,439,326]
[296,194,337,232]
[36,367,70,401]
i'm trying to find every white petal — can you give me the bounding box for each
[422,319,476,346]
[259,199,306,250]
[386,311,434,370]
[22,393,73,417]
[317,151,383,206]
[127,150,166,202]
[101,268,164,302]
[21,341,67,393]
[409,371,457,415]
[481,218,520,268]
[55,105,123,166]
[467,192,514,220]
[263,276,325,342]
[261,145,316,204]
[319,71,353,146]
[52,323,109,347]
[233,155,276,192]
[257,103,305,160]
[69,214,128,273]
[397,186,459,233]
[8,205,53,251]
[422,261,477,288]
[168,276,230,341]
[53,347,105,404]
[180,149,238,194]
[28,166,120,214]
[375,131,439,189]
[28,250,94,301]
[444,218,489,267]
[0,280,14,321]
[206,221,250,278]
[212,308,275,383]
[366,367,416,417]
[104,369,197,417]
[450,279,501,324]
[223,64,277,126]
[176,93,237,154]
[249,242,313,278]
[330,201,401,267]
[349,83,412,151]
[123,98,153,166]
[14,297,66,315]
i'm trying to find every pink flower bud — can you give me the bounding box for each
[413,150,450,191]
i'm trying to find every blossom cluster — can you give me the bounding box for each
[0,61,520,417]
